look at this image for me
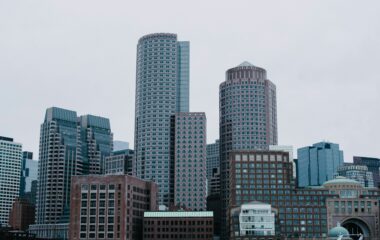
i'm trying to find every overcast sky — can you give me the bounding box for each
[1,0,379,161]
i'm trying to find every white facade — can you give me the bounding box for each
[239,202,275,236]
[269,145,295,178]
[0,137,22,225]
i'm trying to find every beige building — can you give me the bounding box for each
[324,176,380,239]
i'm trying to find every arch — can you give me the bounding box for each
[342,217,371,240]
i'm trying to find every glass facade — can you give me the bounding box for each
[134,33,190,206]
[20,152,38,204]
[36,107,113,226]
[297,142,344,187]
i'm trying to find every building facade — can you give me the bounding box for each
[69,175,158,240]
[269,145,295,178]
[134,33,190,206]
[20,151,38,204]
[324,176,380,239]
[353,156,380,187]
[0,136,22,226]
[35,107,113,228]
[336,163,374,188]
[219,62,278,238]
[228,151,332,239]
[297,142,344,187]
[79,115,113,175]
[172,112,207,210]
[207,140,220,182]
[105,149,135,176]
[8,197,35,230]
[230,201,275,237]
[143,211,213,240]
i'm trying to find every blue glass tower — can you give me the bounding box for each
[134,33,190,206]
[297,141,344,187]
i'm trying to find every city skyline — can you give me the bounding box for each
[1,1,380,162]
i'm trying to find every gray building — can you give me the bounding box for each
[20,151,38,205]
[105,149,135,175]
[336,163,374,188]
[35,107,113,229]
[206,140,220,181]
[353,156,380,187]
[219,62,278,238]
[172,112,206,210]
[0,136,22,226]
[297,141,344,187]
[134,33,190,206]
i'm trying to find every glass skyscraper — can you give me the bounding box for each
[219,62,278,239]
[35,107,113,226]
[297,141,344,187]
[20,151,38,204]
[134,33,190,206]
[0,136,22,226]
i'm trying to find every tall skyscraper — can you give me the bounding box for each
[297,141,344,187]
[20,151,38,205]
[172,112,206,210]
[35,107,113,227]
[0,136,22,226]
[134,33,190,206]
[219,62,278,238]
[353,156,380,187]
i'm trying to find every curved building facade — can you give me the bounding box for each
[219,62,278,238]
[134,33,189,206]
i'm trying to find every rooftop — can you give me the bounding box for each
[144,211,213,218]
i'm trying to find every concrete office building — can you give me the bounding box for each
[230,201,275,237]
[143,211,213,240]
[219,62,278,238]
[69,175,158,240]
[105,149,135,176]
[134,33,190,206]
[0,136,22,226]
[336,163,374,188]
[33,107,113,237]
[20,151,38,204]
[353,156,380,187]
[297,142,344,187]
[172,112,207,210]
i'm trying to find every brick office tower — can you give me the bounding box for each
[69,175,158,240]
[219,62,278,239]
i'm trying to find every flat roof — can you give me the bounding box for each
[144,211,213,218]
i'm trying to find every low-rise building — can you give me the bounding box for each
[69,175,158,240]
[8,198,35,231]
[143,211,214,240]
[230,201,275,238]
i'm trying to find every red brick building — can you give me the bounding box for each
[8,197,35,230]
[143,211,214,239]
[69,175,158,240]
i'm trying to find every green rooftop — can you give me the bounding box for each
[144,211,213,218]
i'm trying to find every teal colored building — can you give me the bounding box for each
[297,141,344,187]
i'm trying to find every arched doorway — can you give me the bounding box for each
[342,218,370,240]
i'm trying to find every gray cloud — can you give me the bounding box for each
[1,0,379,161]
